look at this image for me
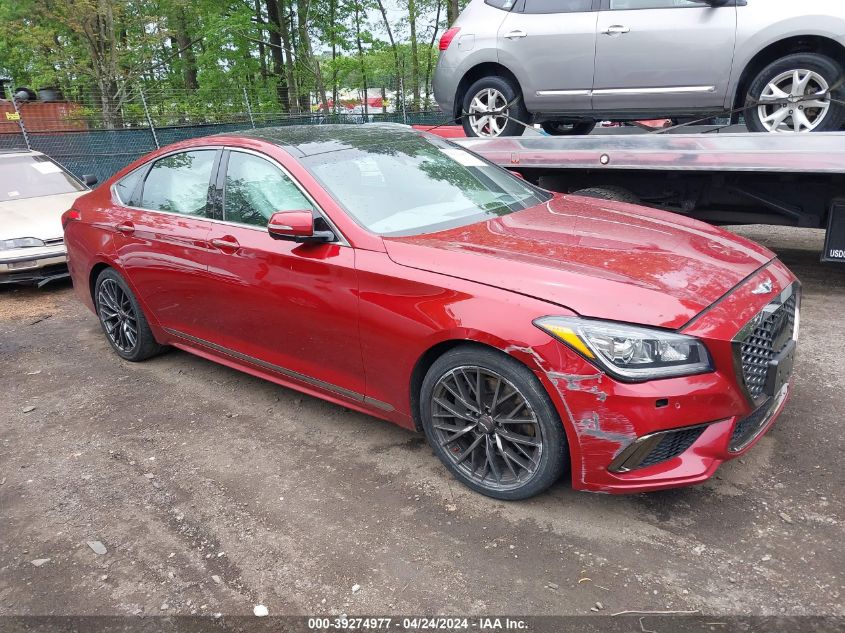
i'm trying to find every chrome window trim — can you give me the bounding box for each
[164,327,393,412]
[109,145,350,247]
[110,145,221,210]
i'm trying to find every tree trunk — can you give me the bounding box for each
[296,0,328,113]
[408,0,420,111]
[374,0,402,115]
[277,0,300,113]
[265,0,291,111]
[330,0,338,112]
[79,0,120,127]
[173,7,198,90]
[255,0,268,82]
[353,2,368,116]
[423,0,443,109]
[447,0,459,25]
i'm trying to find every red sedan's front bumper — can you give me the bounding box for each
[531,260,798,494]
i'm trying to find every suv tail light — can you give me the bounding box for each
[62,208,81,229]
[439,27,461,51]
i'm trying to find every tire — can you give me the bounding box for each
[744,53,845,133]
[94,268,165,362]
[420,345,568,500]
[540,119,597,136]
[572,186,640,204]
[461,76,529,138]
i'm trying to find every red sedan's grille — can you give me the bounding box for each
[739,294,797,400]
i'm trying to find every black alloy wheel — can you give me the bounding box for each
[95,268,165,362]
[421,346,567,500]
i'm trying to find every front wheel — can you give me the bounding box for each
[745,53,845,133]
[461,76,529,138]
[420,346,567,500]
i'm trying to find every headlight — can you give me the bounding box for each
[0,237,45,250]
[534,316,712,381]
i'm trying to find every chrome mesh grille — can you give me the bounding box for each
[739,295,796,400]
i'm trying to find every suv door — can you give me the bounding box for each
[202,149,366,401]
[593,0,737,112]
[111,148,219,341]
[497,0,599,113]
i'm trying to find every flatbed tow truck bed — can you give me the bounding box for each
[442,131,845,264]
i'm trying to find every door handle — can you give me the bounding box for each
[504,30,527,40]
[602,24,631,35]
[115,222,135,234]
[210,236,240,251]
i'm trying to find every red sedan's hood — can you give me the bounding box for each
[383,194,776,329]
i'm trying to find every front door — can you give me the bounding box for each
[111,148,218,341]
[497,0,599,113]
[592,0,737,112]
[202,149,366,400]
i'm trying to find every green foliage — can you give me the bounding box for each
[0,0,455,118]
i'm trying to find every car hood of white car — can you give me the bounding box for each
[0,191,85,241]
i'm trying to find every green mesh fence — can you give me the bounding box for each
[0,110,450,184]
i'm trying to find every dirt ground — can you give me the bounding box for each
[0,225,843,618]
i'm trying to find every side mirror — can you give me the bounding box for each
[267,210,334,243]
[82,174,98,187]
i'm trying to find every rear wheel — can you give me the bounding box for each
[94,268,165,362]
[745,53,845,133]
[461,76,529,138]
[420,346,567,500]
[540,119,597,136]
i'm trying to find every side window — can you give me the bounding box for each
[223,152,314,227]
[139,150,216,216]
[485,0,515,10]
[609,0,703,8]
[523,0,593,13]
[113,167,144,206]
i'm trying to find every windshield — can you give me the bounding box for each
[0,155,85,203]
[301,134,551,237]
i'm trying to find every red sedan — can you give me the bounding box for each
[63,125,799,499]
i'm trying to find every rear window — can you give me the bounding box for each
[0,155,85,202]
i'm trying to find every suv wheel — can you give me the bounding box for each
[745,53,845,133]
[461,76,529,138]
[420,345,568,500]
[540,120,597,136]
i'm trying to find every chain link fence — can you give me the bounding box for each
[0,85,449,184]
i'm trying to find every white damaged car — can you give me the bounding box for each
[0,149,95,286]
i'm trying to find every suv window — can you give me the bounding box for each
[223,152,313,227]
[524,0,593,13]
[139,150,216,215]
[113,167,144,206]
[485,0,516,10]
[609,0,703,8]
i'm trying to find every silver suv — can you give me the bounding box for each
[433,0,845,136]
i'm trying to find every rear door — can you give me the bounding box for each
[592,0,737,112]
[497,0,599,113]
[111,148,219,341]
